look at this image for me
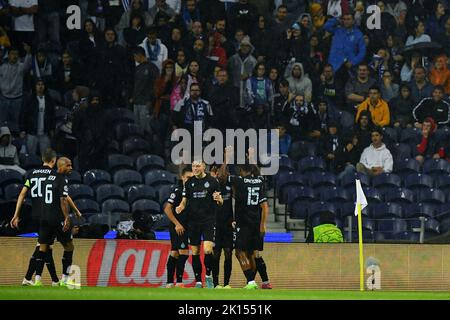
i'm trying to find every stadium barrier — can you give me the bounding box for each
[1,237,450,291]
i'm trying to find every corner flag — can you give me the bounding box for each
[355,179,367,291]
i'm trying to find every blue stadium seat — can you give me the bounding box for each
[415,188,446,204]
[309,215,342,228]
[318,186,351,202]
[371,203,403,219]
[279,156,296,172]
[74,199,100,214]
[289,200,310,219]
[308,201,338,220]
[126,184,157,203]
[136,154,166,174]
[439,217,450,234]
[404,173,434,191]
[343,216,375,231]
[276,172,305,204]
[83,170,112,189]
[0,169,23,187]
[405,203,436,219]
[96,184,125,204]
[298,156,326,173]
[107,108,136,125]
[362,187,383,203]
[107,154,134,174]
[108,140,121,154]
[157,184,176,204]
[286,186,316,207]
[3,183,23,201]
[132,199,160,215]
[377,218,408,233]
[144,170,177,187]
[372,173,401,189]
[88,213,121,227]
[389,143,412,161]
[122,137,152,158]
[435,204,450,222]
[101,199,130,214]
[68,184,94,201]
[114,123,144,142]
[67,170,82,184]
[383,188,414,204]
[435,174,450,192]
[399,127,420,143]
[113,169,143,188]
[306,171,337,188]
[340,172,370,189]
[394,158,421,177]
[287,140,317,160]
[345,230,374,242]
[423,159,450,175]
[393,231,420,242]
[434,127,450,142]
[424,219,440,234]
[340,202,369,218]
[19,154,42,170]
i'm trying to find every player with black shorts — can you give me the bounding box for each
[163,166,193,288]
[210,165,235,289]
[176,160,223,289]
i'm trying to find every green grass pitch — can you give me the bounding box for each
[1,286,449,300]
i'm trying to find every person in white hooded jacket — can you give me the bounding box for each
[356,127,393,176]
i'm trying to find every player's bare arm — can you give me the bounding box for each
[67,195,82,218]
[260,201,269,236]
[10,186,28,228]
[213,191,224,206]
[61,197,70,232]
[164,202,185,235]
[175,197,187,214]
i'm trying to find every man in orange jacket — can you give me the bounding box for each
[355,86,390,127]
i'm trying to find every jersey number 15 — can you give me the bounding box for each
[247,187,260,205]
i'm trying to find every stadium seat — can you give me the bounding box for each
[377,218,408,233]
[318,186,351,202]
[308,201,338,221]
[309,215,342,229]
[67,170,82,184]
[404,173,434,191]
[114,123,144,142]
[279,156,296,172]
[287,140,317,161]
[68,184,95,201]
[101,199,130,214]
[126,184,157,203]
[74,199,100,214]
[88,213,121,227]
[158,184,176,204]
[306,171,337,188]
[69,214,86,227]
[394,158,421,177]
[3,183,23,201]
[389,143,412,161]
[289,200,310,220]
[435,204,450,222]
[108,140,121,154]
[276,172,305,204]
[122,137,152,158]
[107,154,134,174]
[399,127,420,143]
[136,154,166,174]
[405,203,436,219]
[393,231,420,242]
[0,169,23,187]
[434,127,450,142]
[345,230,374,242]
[0,187,3,200]
[423,159,450,175]
[19,154,42,170]
[96,184,125,204]
[340,202,369,218]
[424,219,440,234]
[340,172,370,189]
[439,217,450,234]
[286,186,316,207]
[113,169,143,189]
[131,199,160,215]
[83,170,112,189]
[383,188,414,204]
[144,170,177,187]
[415,188,446,204]
[298,156,326,173]
[107,108,136,125]
[371,203,403,219]
[372,173,401,189]
[343,216,375,231]
[435,174,450,192]
[338,111,354,131]
[362,187,382,203]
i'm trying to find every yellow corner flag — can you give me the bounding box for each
[355,179,367,291]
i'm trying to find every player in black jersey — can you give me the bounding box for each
[176,160,223,289]
[11,154,81,286]
[219,147,269,289]
[163,166,193,288]
[210,165,235,289]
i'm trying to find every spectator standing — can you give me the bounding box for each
[318,64,344,113]
[154,59,176,116]
[0,44,32,132]
[123,14,147,50]
[356,128,393,176]
[245,63,273,110]
[284,62,312,102]
[426,1,448,40]
[139,26,168,72]
[116,0,153,46]
[272,79,293,126]
[8,0,38,49]
[35,0,60,47]
[20,79,55,156]
[228,0,258,35]
[344,63,376,110]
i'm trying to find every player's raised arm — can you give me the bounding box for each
[10,185,28,228]
[218,146,233,182]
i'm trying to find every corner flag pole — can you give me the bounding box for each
[355,179,367,292]
[357,202,364,291]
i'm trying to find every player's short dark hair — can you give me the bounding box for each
[42,148,57,163]
[181,166,192,176]
[238,164,253,175]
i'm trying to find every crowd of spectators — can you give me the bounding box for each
[0,0,450,179]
